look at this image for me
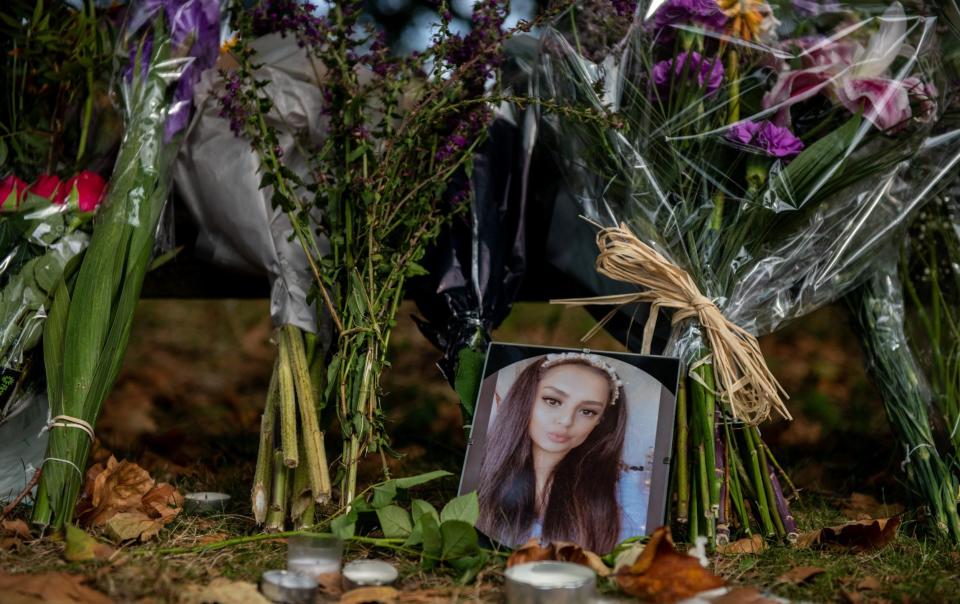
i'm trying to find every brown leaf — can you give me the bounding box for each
[2,519,31,540]
[340,586,400,604]
[717,535,766,555]
[104,511,164,542]
[842,494,905,521]
[840,589,867,604]
[857,576,883,591]
[141,482,183,523]
[0,571,112,604]
[796,517,900,552]
[2,537,23,552]
[507,538,611,577]
[180,578,271,604]
[615,526,725,603]
[64,525,116,562]
[78,456,156,527]
[776,566,825,585]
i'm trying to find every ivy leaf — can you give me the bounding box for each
[440,520,479,560]
[376,504,413,539]
[331,509,358,540]
[440,492,479,525]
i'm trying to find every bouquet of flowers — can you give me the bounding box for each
[539,0,946,544]
[222,0,516,523]
[0,173,106,421]
[32,0,222,530]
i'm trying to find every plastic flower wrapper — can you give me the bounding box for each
[536,0,947,543]
[411,36,541,421]
[32,0,223,530]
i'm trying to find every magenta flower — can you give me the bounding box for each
[836,77,911,132]
[650,0,727,39]
[652,51,725,95]
[28,174,67,204]
[64,171,108,213]
[726,120,804,158]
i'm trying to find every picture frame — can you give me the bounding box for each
[459,342,680,553]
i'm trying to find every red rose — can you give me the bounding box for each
[0,175,28,209]
[28,174,67,204]
[64,171,108,212]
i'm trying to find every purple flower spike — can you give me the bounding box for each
[652,51,725,95]
[726,120,804,159]
[651,0,727,39]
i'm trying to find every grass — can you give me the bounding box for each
[3,299,960,602]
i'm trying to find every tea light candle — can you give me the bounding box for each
[342,559,399,590]
[287,535,343,591]
[183,492,231,515]
[260,570,317,604]
[504,561,596,604]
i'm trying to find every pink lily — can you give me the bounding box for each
[763,5,928,132]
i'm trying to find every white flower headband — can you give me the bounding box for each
[540,352,624,405]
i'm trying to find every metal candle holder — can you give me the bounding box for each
[260,570,317,604]
[504,561,597,604]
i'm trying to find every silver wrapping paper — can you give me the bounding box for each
[173,34,329,339]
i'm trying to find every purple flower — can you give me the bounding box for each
[650,0,726,39]
[652,51,725,95]
[726,120,804,158]
[727,121,762,145]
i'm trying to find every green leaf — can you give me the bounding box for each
[393,470,453,490]
[454,345,486,418]
[440,520,479,560]
[331,509,357,540]
[376,504,413,539]
[420,514,442,570]
[371,482,397,509]
[411,499,440,525]
[440,492,479,525]
[450,551,487,584]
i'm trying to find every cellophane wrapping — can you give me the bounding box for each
[535,0,953,542]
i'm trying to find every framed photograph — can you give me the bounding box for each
[458,343,680,554]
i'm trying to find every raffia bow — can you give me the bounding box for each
[552,224,791,424]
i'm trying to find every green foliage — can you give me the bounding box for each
[327,470,485,580]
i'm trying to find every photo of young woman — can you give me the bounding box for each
[459,345,678,554]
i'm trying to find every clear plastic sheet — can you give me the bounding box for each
[534,1,954,392]
[173,33,330,335]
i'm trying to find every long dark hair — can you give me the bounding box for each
[476,356,628,553]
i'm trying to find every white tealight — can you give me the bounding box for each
[342,559,399,589]
[183,492,231,515]
[287,557,342,579]
[504,561,596,604]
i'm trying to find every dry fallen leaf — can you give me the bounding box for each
[776,566,825,585]
[840,588,867,604]
[180,578,271,604]
[507,538,611,577]
[72,456,182,541]
[857,576,883,591]
[3,519,32,540]
[105,511,163,542]
[717,535,766,555]
[340,586,400,604]
[796,517,900,552]
[64,525,116,562]
[0,571,112,604]
[615,526,725,603]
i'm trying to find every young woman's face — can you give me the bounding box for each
[528,363,610,457]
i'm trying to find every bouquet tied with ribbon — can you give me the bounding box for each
[539,0,948,544]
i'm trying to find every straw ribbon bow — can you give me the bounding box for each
[553,224,791,425]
